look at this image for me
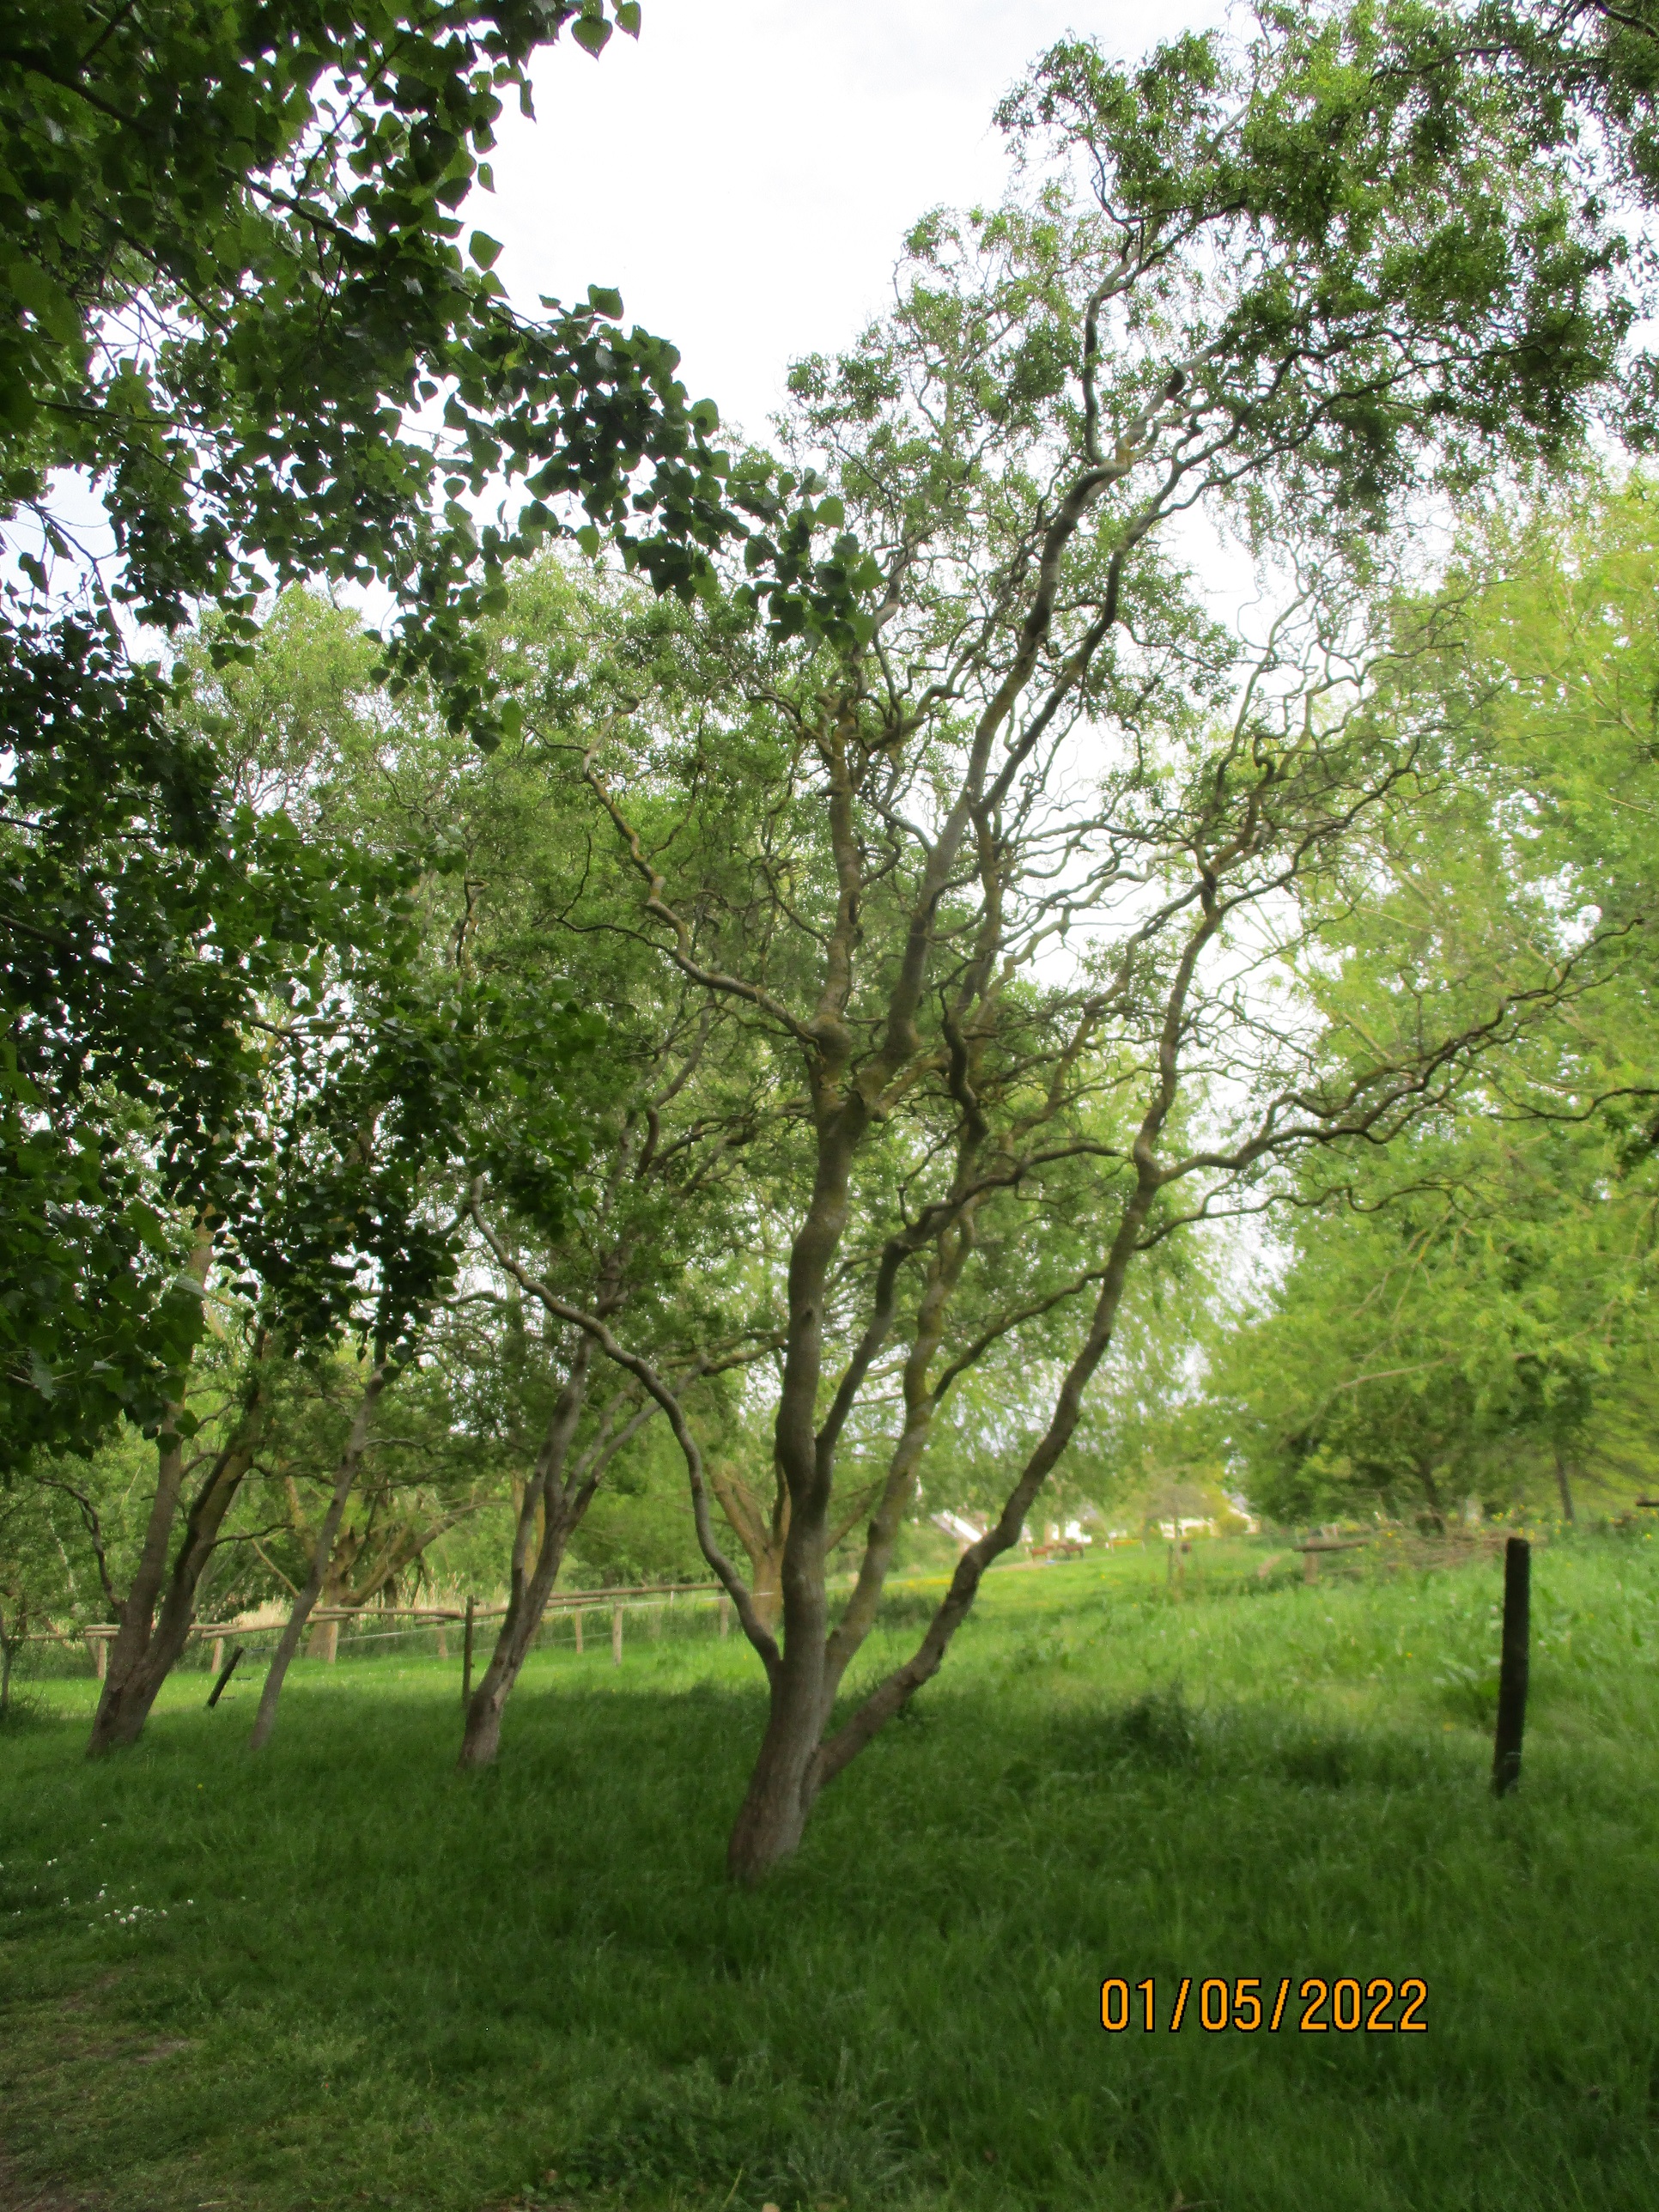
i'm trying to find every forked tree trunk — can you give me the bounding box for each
[249,1360,391,1751]
[458,1341,593,1769]
[88,1370,268,1757]
[726,1176,1158,1885]
[708,1462,788,1632]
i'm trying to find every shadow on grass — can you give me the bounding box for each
[2,1555,1658,2212]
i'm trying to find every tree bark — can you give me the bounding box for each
[249,1359,392,1750]
[87,1386,268,1755]
[1416,1459,1446,1534]
[726,1180,1157,1883]
[458,1340,594,1768]
[0,1605,18,1722]
[708,1462,788,1631]
[87,1251,270,1759]
[1553,1445,1577,1525]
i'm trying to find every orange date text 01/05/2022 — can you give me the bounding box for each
[1099,1977,1428,2034]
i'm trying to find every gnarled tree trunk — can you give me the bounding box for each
[458,1334,659,1769]
[458,1338,593,1767]
[88,1365,269,1756]
[249,1358,392,1750]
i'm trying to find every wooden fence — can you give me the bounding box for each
[27,1581,731,1680]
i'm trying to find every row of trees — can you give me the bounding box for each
[7,0,1659,1875]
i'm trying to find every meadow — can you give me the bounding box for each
[3,1534,1657,2212]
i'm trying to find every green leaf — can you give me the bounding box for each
[571,13,612,55]
[468,231,504,270]
[575,524,601,556]
[6,258,82,345]
[587,284,623,320]
[615,3,642,33]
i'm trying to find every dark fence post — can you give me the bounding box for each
[1492,1537,1530,1796]
[206,1646,245,1708]
[461,1595,475,1710]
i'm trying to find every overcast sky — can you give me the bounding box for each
[483,0,1227,446]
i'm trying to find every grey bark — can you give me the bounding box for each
[248,1359,392,1751]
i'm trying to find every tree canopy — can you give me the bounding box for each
[9,0,1659,1880]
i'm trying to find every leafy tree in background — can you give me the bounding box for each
[171,580,787,1764]
[1,0,761,730]
[1218,476,1659,1528]
[0,0,856,1476]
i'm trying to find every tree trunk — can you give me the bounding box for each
[249,1361,391,1751]
[458,1340,592,1769]
[731,1180,1158,1883]
[1416,1460,1445,1534]
[1553,1446,1577,1525]
[88,1367,268,1757]
[726,1554,832,1881]
[308,1611,341,1663]
[708,1462,788,1632]
[0,1608,17,1722]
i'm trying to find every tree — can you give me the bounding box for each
[249,1343,500,1660]
[1,0,855,1481]
[200,575,788,1765]
[70,595,596,1754]
[1216,475,1659,1528]
[517,0,1648,1880]
[1,0,774,731]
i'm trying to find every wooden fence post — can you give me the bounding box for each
[462,1595,475,1710]
[611,1605,623,1666]
[719,1595,730,1639]
[88,1632,107,1681]
[1492,1536,1530,1797]
[206,1647,244,1708]
[210,1637,225,1677]
[574,1610,584,1656]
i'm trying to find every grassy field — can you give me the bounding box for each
[3,1534,1658,2212]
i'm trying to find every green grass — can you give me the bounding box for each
[3,1535,1659,2212]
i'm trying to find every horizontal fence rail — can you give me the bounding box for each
[18,1581,736,1680]
[26,1580,725,1645]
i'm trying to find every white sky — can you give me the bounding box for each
[484,0,1227,447]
